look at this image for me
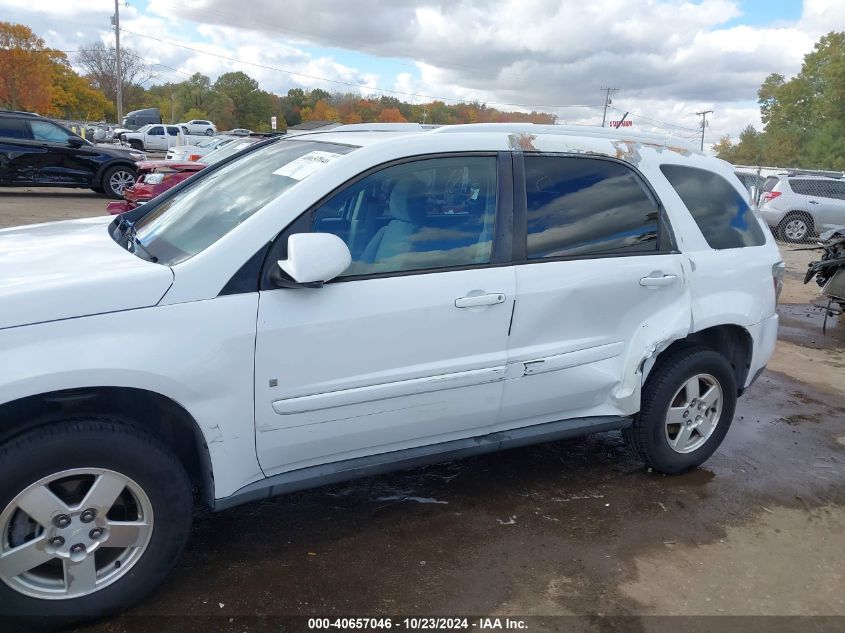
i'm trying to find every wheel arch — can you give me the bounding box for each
[0,386,214,508]
[94,159,138,186]
[646,324,753,396]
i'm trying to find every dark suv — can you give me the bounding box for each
[0,110,145,198]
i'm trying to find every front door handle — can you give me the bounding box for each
[455,293,506,308]
[640,273,678,288]
[809,200,819,204]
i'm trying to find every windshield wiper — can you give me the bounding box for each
[117,217,158,263]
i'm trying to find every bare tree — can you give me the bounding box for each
[77,42,155,110]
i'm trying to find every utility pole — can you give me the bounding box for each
[600,87,617,127]
[696,109,713,151]
[113,0,123,124]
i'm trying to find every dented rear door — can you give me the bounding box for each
[498,153,691,428]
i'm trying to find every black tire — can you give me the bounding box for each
[101,165,136,199]
[127,139,144,151]
[627,345,737,474]
[777,211,814,243]
[204,128,214,136]
[0,419,192,623]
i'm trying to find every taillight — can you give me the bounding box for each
[188,154,201,161]
[772,261,785,304]
[762,191,782,203]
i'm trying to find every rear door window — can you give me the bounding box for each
[0,118,31,140]
[166,126,180,136]
[523,156,661,259]
[789,179,818,196]
[660,165,766,249]
[792,178,845,200]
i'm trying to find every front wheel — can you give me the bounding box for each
[0,420,192,621]
[102,165,136,199]
[626,346,737,474]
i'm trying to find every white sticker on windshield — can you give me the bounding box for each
[273,150,343,180]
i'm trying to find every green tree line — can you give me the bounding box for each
[715,31,845,170]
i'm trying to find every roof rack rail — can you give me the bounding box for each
[427,122,699,151]
[0,108,40,117]
[780,168,845,179]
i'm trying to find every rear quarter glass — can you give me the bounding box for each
[660,164,766,249]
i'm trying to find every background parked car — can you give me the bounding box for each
[224,128,253,136]
[734,169,763,206]
[106,137,260,213]
[120,124,186,152]
[165,135,237,161]
[181,119,217,135]
[758,173,845,242]
[0,109,144,198]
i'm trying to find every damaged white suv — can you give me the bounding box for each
[0,123,781,620]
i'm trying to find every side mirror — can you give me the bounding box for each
[276,233,351,288]
[67,136,85,148]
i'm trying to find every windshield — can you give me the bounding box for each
[135,124,152,133]
[132,140,356,265]
[195,137,218,148]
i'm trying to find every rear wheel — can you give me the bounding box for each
[0,420,192,621]
[777,212,813,243]
[101,165,136,199]
[204,128,214,136]
[626,346,737,474]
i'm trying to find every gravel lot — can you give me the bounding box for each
[1,190,843,632]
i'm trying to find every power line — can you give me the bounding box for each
[608,105,700,133]
[118,27,600,111]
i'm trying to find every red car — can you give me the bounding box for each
[106,160,204,214]
[106,138,262,214]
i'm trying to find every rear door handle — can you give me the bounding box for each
[640,273,678,288]
[809,200,819,204]
[455,293,506,308]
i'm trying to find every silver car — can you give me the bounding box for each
[758,174,845,242]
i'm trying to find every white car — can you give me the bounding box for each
[180,119,217,136]
[758,173,845,242]
[165,135,237,161]
[120,124,185,152]
[0,123,781,620]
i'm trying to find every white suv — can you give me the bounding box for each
[181,119,217,136]
[758,173,845,242]
[0,124,782,620]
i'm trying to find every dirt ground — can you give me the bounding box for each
[0,191,843,631]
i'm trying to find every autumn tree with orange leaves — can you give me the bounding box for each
[0,22,55,112]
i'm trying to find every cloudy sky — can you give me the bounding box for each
[2,0,844,148]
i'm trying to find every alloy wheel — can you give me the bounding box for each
[664,373,723,454]
[109,170,135,196]
[0,468,154,600]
